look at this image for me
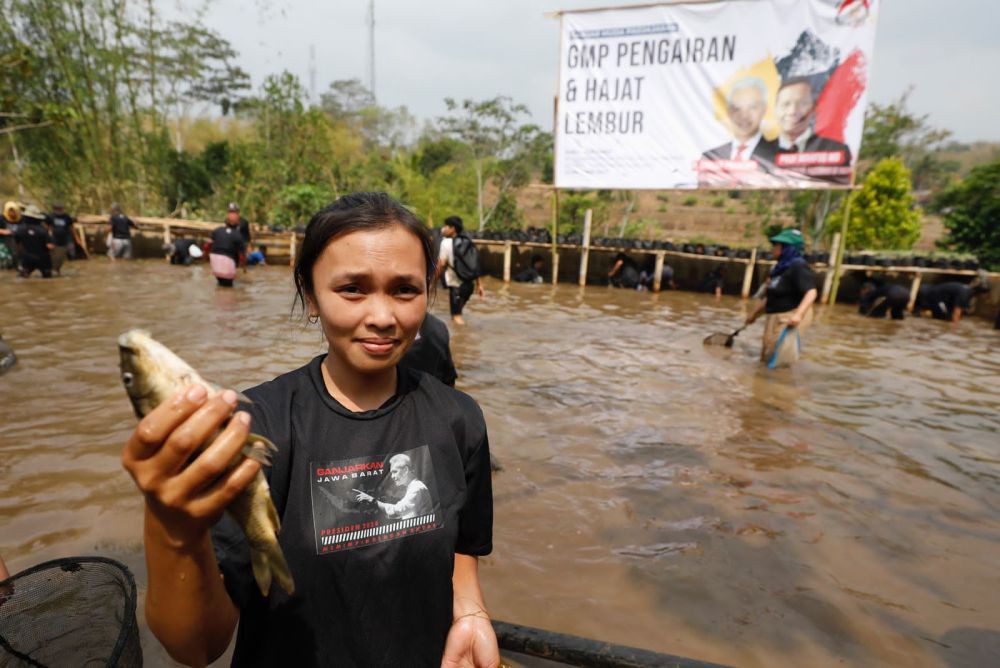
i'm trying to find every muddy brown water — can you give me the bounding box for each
[1,259,998,667]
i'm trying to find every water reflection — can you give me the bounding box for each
[1,260,998,667]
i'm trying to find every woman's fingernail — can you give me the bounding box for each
[187,385,207,402]
[237,412,251,425]
[222,389,238,406]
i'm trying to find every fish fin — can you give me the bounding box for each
[242,434,278,466]
[249,496,294,596]
[250,548,274,597]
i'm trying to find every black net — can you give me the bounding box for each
[0,557,141,668]
[703,332,733,346]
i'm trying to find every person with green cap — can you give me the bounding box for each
[745,228,817,364]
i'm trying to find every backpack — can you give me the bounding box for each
[450,234,481,282]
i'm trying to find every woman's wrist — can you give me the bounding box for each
[453,596,490,622]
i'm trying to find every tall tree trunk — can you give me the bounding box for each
[476,162,484,230]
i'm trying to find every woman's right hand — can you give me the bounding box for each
[122,385,261,549]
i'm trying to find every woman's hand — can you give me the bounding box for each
[441,613,499,668]
[787,312,802,327]
[122,385,261,549]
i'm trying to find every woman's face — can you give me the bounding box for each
[771,242,784,260]
[307,224,428,377]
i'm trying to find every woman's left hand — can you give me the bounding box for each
[787,312,802,327]
[441,614,499,668]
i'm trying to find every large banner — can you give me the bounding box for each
[555,0,880,189]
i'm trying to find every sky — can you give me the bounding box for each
[180,0,1000,143]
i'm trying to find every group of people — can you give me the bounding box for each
[1,200,86,277]
[699,75,852,186]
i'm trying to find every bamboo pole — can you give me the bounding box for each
[653,251,665,292]
[908,273,922,313]
[741,247,757,299]
[289,233,296,268]
[502,242,512,282]
[828,191,854,306]
[820,232,841,304]
[551,189,559,285]
[578,208,592,287]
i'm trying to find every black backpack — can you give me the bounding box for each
[450,234,481,282]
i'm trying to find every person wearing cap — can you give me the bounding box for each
[107,204,137,261]
[45,202,82,274]
[209,210,246,287]
[0,200,22,270]
[14,204,55,278]
[745,228,817,363]
[227,202,251,251]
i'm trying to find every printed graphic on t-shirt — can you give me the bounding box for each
[310,445,442,555]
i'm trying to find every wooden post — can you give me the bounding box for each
[653,251,665,292]
[829,190,854,306]
[578,208,592,287]
[289,232,296,268]
[908,272,922,313]
[163,224,172,246]
[741,247,758,299]
[503,242,513,282]
[820,232,841,304]
[551,189,559,285]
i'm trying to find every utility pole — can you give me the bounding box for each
[367,0,376,101]
[309,44,317,105]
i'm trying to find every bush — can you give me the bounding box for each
[827,157,922,251]
[712,197,726,208]
[682,195,698,206]
[656,193,670,203]
[934,158,1000,270]
[270,184,337,228]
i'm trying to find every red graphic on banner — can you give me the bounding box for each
[814,49,867,145]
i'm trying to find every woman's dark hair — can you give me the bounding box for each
[294,192,435,314]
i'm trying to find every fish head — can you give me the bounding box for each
[118,329,206,418]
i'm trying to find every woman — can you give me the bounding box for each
[122,193,498,667]
[745,228,817,365]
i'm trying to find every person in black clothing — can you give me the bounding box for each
[0,200,22,269]
[14,205,55,278]
[107,204,137,260]
[227,202,252,252]
[608,252,640,289]
[699,267,726,299]
[45,203,81,274]
[434,216,484,325]
[913,279,989,323]
[209,216,246,287]
[636,256,674,291]
[513,255,545,283]
[164,238,204,266]
[401,313,458,386]
[859,281,910,320]
[121,192,497,667]
[745,228,817,364]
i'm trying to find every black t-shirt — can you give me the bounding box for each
[211,225,245,261]
[211,357,493,667]
[47,213,74,246]
[917,283,972,317]
[765,261,816,313]
[860,284,909,313]
[401,314,458,387]
[238,217,251,245]
[14,220,52,257]
[110,213,135,239]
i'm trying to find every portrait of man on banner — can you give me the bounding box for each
[772,76,853,184]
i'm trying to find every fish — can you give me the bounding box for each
[117,329,294,597]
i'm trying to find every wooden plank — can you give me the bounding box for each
[578,208,592,287]
[289,233,297,268]
[653,251,665,292]
[741,247,757,299]
[502,242,512,283]
[908,273,922,313]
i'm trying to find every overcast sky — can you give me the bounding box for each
[185,0,999,143]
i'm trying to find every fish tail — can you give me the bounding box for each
[250,542,295,597]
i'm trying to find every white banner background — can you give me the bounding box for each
[555,0,880,189]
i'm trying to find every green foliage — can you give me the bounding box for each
[933,158,1000,270]
[270,184,336,229]
[827,158,922,251]
[656,193,670,203]
[711,197,725,208]
[682,195,698,206]
[860,88,957,191]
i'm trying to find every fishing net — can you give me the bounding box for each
[767,327,801,369]
[703,332,734,346]
[0,557,142,667]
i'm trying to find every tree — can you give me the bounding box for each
[437,96,542,230]
[827,157,922,250]
[320,79,416,148]
[934,158,1000,270]
[860,89,957,191]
